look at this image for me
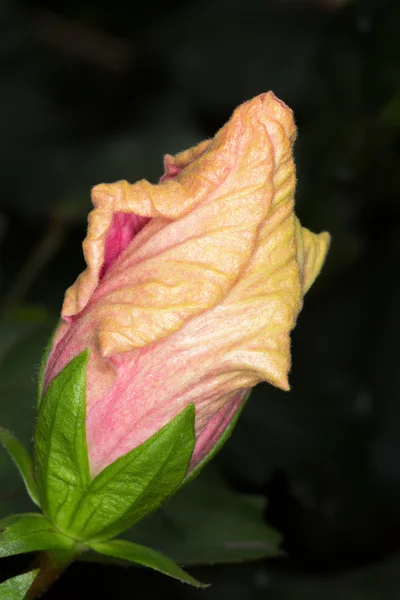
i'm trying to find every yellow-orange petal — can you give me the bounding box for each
[62,92,299,361]
[213,99,300,391]
[295,218,331,293]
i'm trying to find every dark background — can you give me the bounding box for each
[1,0,400,597]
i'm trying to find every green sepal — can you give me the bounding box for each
[0,427,40,507]
[34,348,196,542]
[66,403,196,542]
[182,390,251,487]
[0,513,75,558]
[0,570,39,600]
[90,539,207,588]
[34,350,91,531]
[36,320,58,408]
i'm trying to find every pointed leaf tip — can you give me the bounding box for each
[0,427,40,507]
[34,349,91,530]
[90,539,208,588]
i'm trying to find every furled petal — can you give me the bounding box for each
[62,92,295,356]
[100,212,150,279]
[160,139,211,182]
[44,91,331,477]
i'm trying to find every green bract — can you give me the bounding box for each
[34,350,196,541]
[62,403,195,541]
[34,351,91,533]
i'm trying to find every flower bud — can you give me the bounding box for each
[43,92,330,477]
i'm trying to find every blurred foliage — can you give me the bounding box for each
[0,0,400,597]
[125,469,282,565]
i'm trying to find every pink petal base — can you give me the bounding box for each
[189,388,249,471]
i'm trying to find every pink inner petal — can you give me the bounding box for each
[159,154,185,183]
[99,149,207,278]
[100,212,150,279]
[189,388,248,472]
[160,162,181,182]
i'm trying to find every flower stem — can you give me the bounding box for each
[26,548,80,599]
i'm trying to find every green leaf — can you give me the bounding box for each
[90,539,206,588]
[36,322,58,408]
[66,403,195,542]
[122,467,282,565]
[182,391,250,487]
[0,570,39,600]
[34,350,91,532]
[0,427,40,508]
[0,513,75,557]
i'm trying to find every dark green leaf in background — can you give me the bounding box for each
[123,467,282,565]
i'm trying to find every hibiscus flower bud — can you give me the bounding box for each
[43,91,330,478]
